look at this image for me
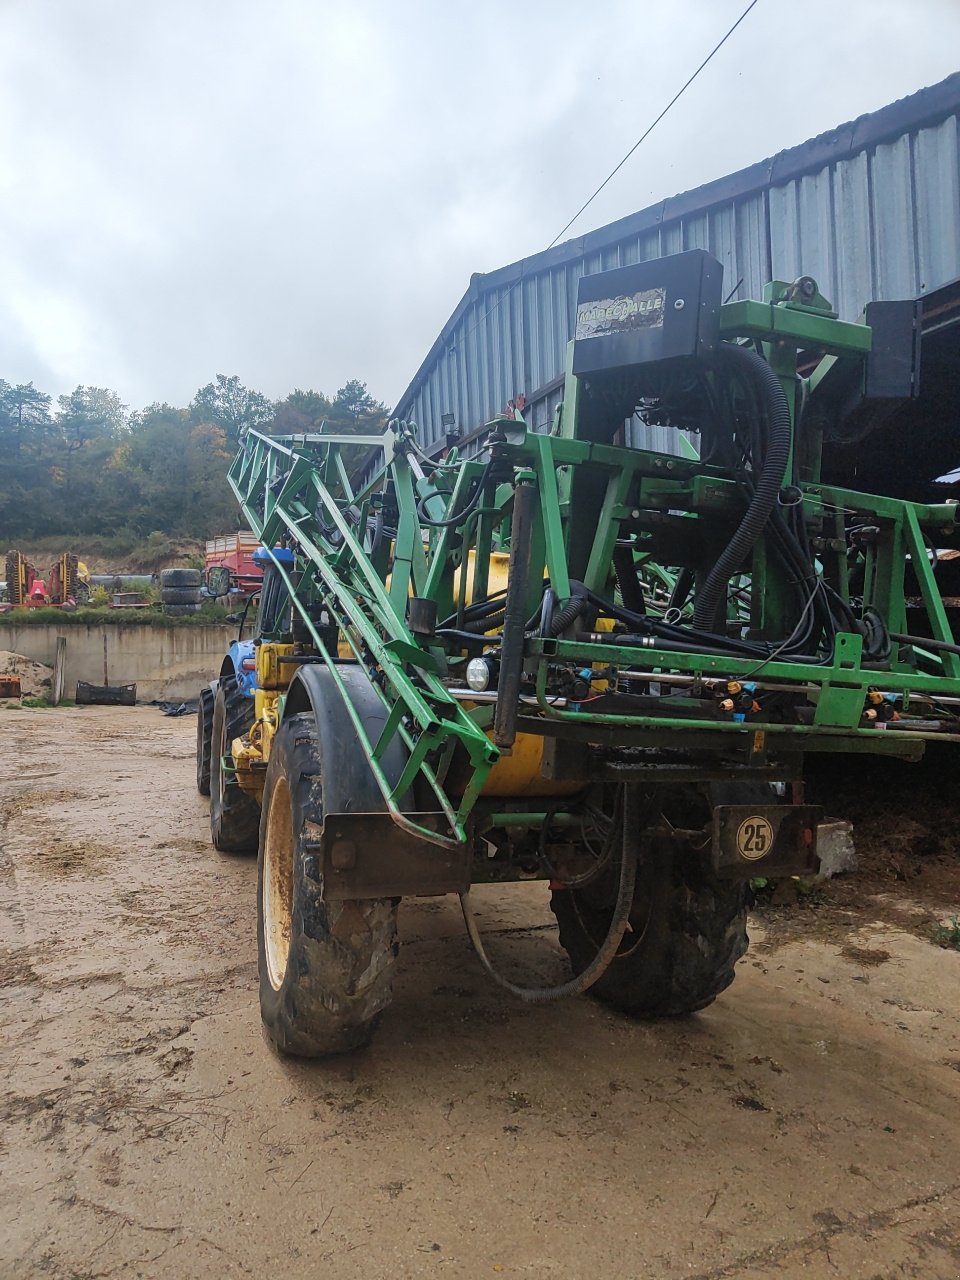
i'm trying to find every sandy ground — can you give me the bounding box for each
[2,706,960,1280]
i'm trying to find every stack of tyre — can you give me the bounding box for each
[160,567,202,615]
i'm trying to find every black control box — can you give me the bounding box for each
[572,249,723,376]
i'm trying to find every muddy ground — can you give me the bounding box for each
[2,706,960,1280]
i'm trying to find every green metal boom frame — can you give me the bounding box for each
[228,280,960,849]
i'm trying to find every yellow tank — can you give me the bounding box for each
[452,549,511,605]
[480,730,585,797]
[454,550,603,797]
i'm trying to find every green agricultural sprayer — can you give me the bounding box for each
[198,248,960,1055]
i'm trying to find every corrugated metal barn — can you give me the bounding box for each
[394,72,960,456]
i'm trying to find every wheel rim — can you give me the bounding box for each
[262,776,294,990]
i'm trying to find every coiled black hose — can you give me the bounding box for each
[694,344,792,631]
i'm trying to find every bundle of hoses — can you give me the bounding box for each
[691,344,884,662]
[438,341,888,663]
[567,344,886,663]
[693,344,791,632]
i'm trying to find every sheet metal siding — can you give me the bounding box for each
[399,109,960,455]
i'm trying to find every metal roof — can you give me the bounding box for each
[395,71,960,452]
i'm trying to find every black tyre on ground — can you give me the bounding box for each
[209,679,261,853]
[551,783,765,1017]
[196,680,218,796]
[161,586,202,605]
[257,707,400,1058]
[160,568,202,588]
[163,603,201,616]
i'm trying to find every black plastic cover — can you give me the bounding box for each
[863,300,920,400]
[573,249,723,375]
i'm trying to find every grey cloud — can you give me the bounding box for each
[2,0,958,411]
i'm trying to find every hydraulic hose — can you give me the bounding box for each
[668,566,694,614]
[694,344,793,631]
[494,479,537,749]
[549,591,586,637]
[460,608,506,635]
[459,784,641,1003]
[892,632,960,657]
[613,543,646,615]
[538,587,556,639]
[417,462,492,528]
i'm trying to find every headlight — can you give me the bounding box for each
[466,657,493,692]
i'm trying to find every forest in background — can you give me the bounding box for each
[0,375,388,546]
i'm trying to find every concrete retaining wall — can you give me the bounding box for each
[0,623,235,701]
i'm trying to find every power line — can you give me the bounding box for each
[447,0,760,370]
[547,0,761,250]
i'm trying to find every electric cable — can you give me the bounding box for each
[451,0,762,361]
[546,0,761,250]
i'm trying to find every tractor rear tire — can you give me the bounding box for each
[196,680,218,796]
[209,680,260,853]
[257,712,399,1057]
[551,784,761,1017]
[160,568,202,588]
[163,603,201,616]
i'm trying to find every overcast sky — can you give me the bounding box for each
[1,0,958,415]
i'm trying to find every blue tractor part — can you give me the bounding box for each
[225,639,258,696]
[219,546,297,695]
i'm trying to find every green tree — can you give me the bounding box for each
[273,388,332,433]
[0,380,53,457]
[0,372,386,545]
[190,374,273,441]
[327,379,388,434]
[57,385,128,451]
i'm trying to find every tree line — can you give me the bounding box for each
[0,375,388,542]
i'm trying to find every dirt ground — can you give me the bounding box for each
[2,707,960,1280]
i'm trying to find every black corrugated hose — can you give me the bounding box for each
[693,343,792,631]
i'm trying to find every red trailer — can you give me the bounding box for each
[204,533,263,592]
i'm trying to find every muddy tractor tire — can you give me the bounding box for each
[196,680,218,796]
[209,680,261,853]
[551,784,765,1017]
[257,712,399,1058]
